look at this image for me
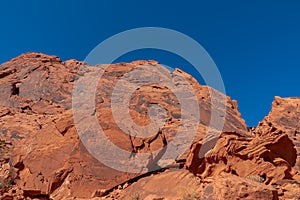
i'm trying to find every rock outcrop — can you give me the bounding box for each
[185,96,300,199]
[255,96,300,170]
[0,52,299,199]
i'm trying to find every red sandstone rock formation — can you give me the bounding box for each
[0,52,299,199]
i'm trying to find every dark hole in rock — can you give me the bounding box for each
[11,83,19,95]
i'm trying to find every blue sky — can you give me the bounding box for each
[1,1,299,126]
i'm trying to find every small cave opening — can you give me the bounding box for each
[231,169,239,176]
[11,83,20,95]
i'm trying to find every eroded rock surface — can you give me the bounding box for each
[0,52,299,199]
[184,96,300,200]
[255,96,300,170]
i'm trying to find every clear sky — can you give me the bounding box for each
[1,1,299,126]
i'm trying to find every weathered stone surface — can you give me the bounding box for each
[185,97,300,200]
[199,173,279,200]
[255,96,300,170]
[0,53,299,199]
[186,130,297,183]
[116,169,202,199]
[105,171,280,200]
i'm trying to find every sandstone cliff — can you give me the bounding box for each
[0,53,299,199]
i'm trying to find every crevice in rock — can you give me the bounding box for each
[95,167,169,198]
[21,105,32,111]
[231,169,239,176]
[50,168,73,193]
[13,161,25,171]
[54,122,72,136]
[23,191,49,199]
[11,83,19,96]
[0,68,15,79]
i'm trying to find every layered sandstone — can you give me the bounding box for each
[0,52,299,199]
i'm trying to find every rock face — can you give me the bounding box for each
[255,96,300,170]
[184,97,300,199]
[108,170,279,200]
[0,52,299,199]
